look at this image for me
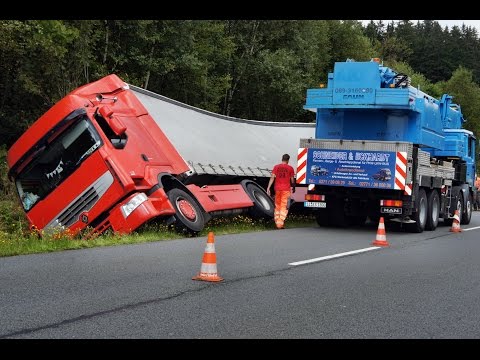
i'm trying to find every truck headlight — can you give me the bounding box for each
[121,193,148,218]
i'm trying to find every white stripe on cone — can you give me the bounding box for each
[454,212,460,221]
[204,243,216,253]
[199,263,218,274]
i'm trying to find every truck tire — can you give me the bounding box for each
[455,193,464,224]
[407,188,427,233]
[243,181,274,219]
[443,191,463,226]
[425,190,440,231]
[167,188,205,235]
[462,192,472,225]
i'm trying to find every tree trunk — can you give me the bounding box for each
[103,20,109,65]
[224,20,260,117]
[144,70,150,90]
[144,45,155,90]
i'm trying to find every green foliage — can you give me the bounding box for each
[326,20,376,63]
[386,60,440,97]
[0,145,11,197]
[0,146,28,234]
[8,19,480,146]
[0,200,27,234]
[437,67,480,138]
[226,20,368,122]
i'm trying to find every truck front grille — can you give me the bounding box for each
[45,171,113,230]
[58,188,99,227]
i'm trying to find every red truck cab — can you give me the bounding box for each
[7,75,272,235]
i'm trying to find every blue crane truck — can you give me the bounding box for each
[297,58,477,232]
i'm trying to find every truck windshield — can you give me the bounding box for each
[15,116,102,211]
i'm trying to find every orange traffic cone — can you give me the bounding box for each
[449,210,462,233]
[193,232,224,282]
[372,217,390,247]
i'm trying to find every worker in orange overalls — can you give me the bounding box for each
[266,154,295,229]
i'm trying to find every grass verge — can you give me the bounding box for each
[0,214,316,257]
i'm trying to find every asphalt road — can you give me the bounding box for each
[1,213,480,339]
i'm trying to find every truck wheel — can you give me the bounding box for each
[407,188,427,233]
[455,194,463,224]
[167,188,205,235]
[425,190,440,231]
[243,182,274,219]
[461,192,472,225]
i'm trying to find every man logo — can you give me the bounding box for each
[381,208,402,214]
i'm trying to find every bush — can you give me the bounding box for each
[0,146,28,234]
[0,200,27,234]
[1,145,13,197]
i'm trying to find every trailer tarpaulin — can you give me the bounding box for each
[131,86,315,177]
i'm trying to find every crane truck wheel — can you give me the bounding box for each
[407,188,427,233]
[425,190,440,231]
[455,193,464,224]
[167,188,205,235]
[461,192,473,225]
[443,191,463,226]
[241,181,274,219]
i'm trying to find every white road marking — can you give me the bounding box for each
[463,225,480,231]
[288,246,382,266]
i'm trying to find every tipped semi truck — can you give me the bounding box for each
[297,58,477,232]
[7,75,314,235]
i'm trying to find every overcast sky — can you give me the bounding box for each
[361,20,480,32]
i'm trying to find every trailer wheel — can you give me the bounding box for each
[407,188,427,233]
[425,190,440,231]
[461,192,472,225]
[244,182,274,219]
[167,188,205,235]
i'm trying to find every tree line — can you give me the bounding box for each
[1,20,480,155]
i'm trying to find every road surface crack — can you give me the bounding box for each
[0,269,288,338]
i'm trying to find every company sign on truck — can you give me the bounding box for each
[305,148,396,189]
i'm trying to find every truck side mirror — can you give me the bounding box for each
[99,106,126,136]
[107,116,126,136]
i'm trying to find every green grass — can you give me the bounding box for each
[0,214,316,257]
